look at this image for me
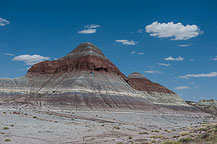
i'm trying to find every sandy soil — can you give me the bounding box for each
[0,105,215,144]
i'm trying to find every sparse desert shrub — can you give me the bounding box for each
[116,142,123,144]
[5,138,11,142]
[198,127,208,131]
[179,131,190,136]
[150,135,165,139]
[179,137,192,143]
[164,129,172,133]
[214,127,217,133]
[212,135,217,143]
[143,142,152,144]
[113,126,120,129]
[33,116,37,118]
[128,136,133,139]
[3,127,9,130]
[173,135,180,139]
[151,130,160,133]
[10,124,14,127]
[139,132,148,135]
[160,140,181,144]
[200,132,210,139]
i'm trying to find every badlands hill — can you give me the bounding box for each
[186,99,217,116]
[0,42,199,112]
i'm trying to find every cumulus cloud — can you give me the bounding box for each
[138,52,144,55]
[174,86,189,90]
[158,63,170,66]
[115,40,137,45]
[145,21,202,40]
[0,17,9,26]
[78,24,100,34]
[144,70,160,74]
[178,44,191,47]
[13,54,50,65]
[164,56,184,61]
[179,72,217,79]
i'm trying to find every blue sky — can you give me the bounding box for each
[0,0,217,101]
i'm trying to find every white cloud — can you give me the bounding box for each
[85,24,100,29]
[179,72,217,79]
[178,44,191,47]
[137,29,144,33]
[4,53,14,56]
[145,21,202,40]
[144,70,160,74]
[211,56,217,61]
[131,51,144,55]
[78,24,100,34]
[78,29,96,34]
[13,54,50,65]
[131,51,136,55]
[174,86,189,90]
[164,56,184,61]
[190,59,194,61]
[0,17,9,26]
[115,40,137,45]
[158,63,170,66]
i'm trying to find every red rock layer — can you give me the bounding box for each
[128,72,176,94]
[28,43,127,80]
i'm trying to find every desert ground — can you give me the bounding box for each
[0,105,216,144]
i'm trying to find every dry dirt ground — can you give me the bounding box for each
[0,105,216,144]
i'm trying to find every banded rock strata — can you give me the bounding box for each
[0,42,192,111]
[128,72,186,105]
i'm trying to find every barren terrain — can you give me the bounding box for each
[0,105,216,144]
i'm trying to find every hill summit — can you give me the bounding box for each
[0,42,192,112]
